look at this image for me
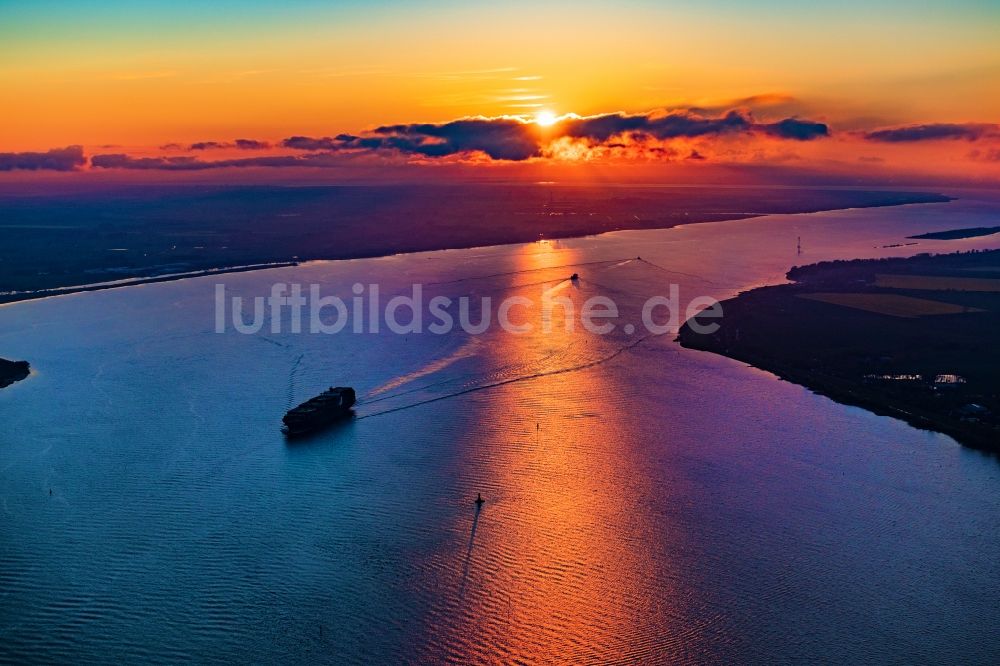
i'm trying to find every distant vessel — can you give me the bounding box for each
[282,386,356,436]
[570,273,579,281]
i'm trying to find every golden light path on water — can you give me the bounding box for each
[416,245,677,662]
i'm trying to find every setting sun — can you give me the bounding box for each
[535,110,558,126]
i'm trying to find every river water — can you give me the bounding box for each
[2,192,999,663]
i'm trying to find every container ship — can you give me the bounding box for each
[282,386,356,436]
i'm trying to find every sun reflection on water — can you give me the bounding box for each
[415,243,697,662]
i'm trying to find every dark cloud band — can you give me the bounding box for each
[278,109,829,162]
[864,123,998,142]
[0,146,86,171]
[188,139,272,150]
[31,108,1000,174]
[90,152,340,170]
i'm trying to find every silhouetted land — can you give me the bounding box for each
[908,225,1000,240]
[679,249,1000,452]
[0,358,30,389]
[0,184,949,303]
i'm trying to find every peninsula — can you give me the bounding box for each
[908,225,1000,240]
[678,249,1000,451]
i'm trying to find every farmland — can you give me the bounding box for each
[679,249,1000,451]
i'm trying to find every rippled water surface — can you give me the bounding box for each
[2,194,1000,663]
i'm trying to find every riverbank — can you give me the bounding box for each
[0,262,298,305]
[0,184,951,304]
[678,249,1000,452]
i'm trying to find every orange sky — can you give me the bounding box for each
[1,1,998,183]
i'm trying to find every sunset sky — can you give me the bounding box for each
[2,0,999,183]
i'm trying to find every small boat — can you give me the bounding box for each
[570,273,579,281]
[475,493,485,506]
[282,386,356,437]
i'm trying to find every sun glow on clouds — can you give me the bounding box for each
[534,110,559,126]
[5,102,1000,184]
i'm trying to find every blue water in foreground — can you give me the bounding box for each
[2,193,1000,663]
